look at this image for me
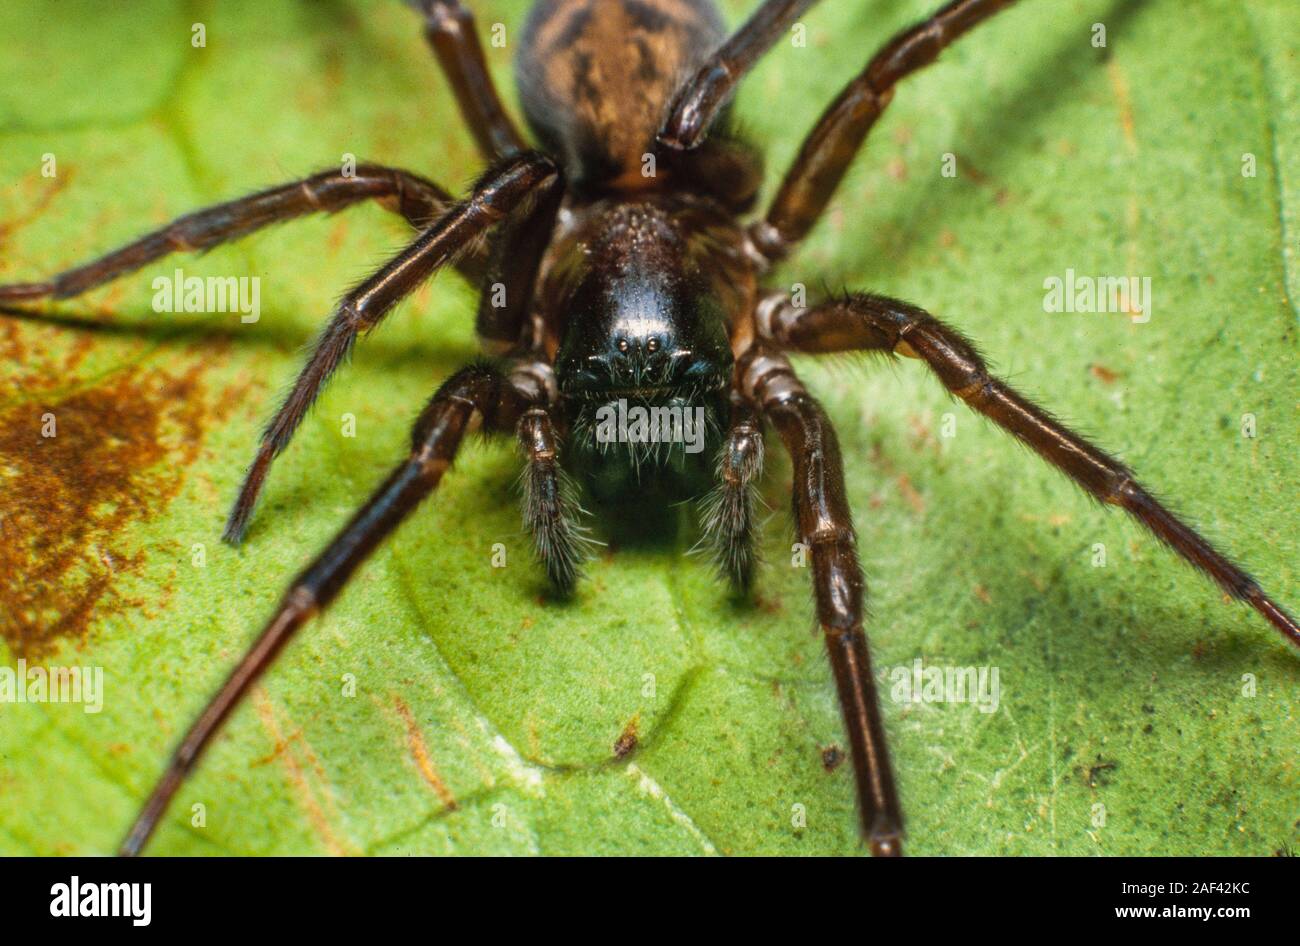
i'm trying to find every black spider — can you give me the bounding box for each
[0,0,1295,857]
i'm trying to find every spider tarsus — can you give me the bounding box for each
[697,478,761,591]
[223,449,274,546]
[697,412,764,589]
[0,282,52,303]
[220,518,247,547]
[532,505,592,595]
[118,785,171,857]
[522,443,594,596]
[118,829,145,858]
[222,499,256,546]
[544,559,580,599]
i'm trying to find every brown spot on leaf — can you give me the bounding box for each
[896,474,926,515]
[394,695,457,811]
[1089,362,1119,384]
[0,168,73,253]
[613,715,639,759]
[252,689,354,856]
[821,745,843,772]
[1105,59,1138,155]
[906,413,932,449]
[959,156,990,186]
[1085,756,1117,789]
[0,320,223,658]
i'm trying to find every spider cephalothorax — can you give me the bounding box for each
[550,196,744,496]
[1,0,1294,858]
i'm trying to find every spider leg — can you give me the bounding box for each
[517,378,594,594]
[758,290,1300,648]
[413,0,527,161]
[0,165,488,304]
[120,359,538,856]
[751,0,1017,261]
[659,0,821,150]
[738,343,904,856]
[476,176,564,353]
[698,395,765,590]
[223,151,559,544]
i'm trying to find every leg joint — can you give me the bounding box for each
[1102,473,1138,507]
[283,585,319,616]
[421,0,469,34]
[337,299,370,330]
[806,525,856,548]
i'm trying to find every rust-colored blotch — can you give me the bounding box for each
[0,320,216,658]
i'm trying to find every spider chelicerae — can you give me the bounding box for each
[0,0,1295,856]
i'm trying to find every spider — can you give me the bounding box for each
[0,0,1295,857]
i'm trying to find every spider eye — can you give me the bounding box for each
[646,337,659,353]
[617,338,629,353]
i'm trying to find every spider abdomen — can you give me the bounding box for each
[517,0,726,188]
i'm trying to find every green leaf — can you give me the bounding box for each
[0,0,1296,856]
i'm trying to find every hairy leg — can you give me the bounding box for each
[659,0,821,150]
[224,152,559,543]
[752,0,1017,260]
[698,395,765,589]
[120,360,536,856]
[738,343,904,855]
[0,164,487,303]
[518,410,593,596]
[475,172,564,353]
[757,290,1300,647]
[414,0,527,160]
